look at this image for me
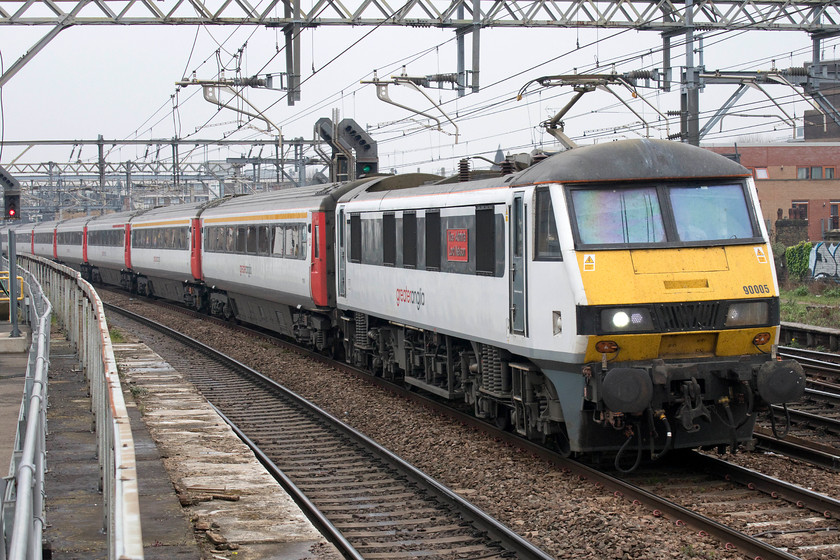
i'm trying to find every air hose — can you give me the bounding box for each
[648,409,673,461]
[614,423,644,473]
[770,403,792,438]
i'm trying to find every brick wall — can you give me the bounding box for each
[704,143,840,244]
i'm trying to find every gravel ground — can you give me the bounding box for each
[102,290,840,560]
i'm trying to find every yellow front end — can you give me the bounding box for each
[576,245,777,362]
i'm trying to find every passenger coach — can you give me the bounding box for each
[84,209,143,286]
[198,182,364,347]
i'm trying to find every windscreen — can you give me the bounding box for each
[569,182,758,248]
[571,187,666,245]
[669,185,755,241]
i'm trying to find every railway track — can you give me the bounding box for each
[618,453,840,559]
[752,346,840,469]
[105,302,554,560]
[103,294,840,560]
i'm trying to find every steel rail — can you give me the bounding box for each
[103,294,813,560]
[691,452,840,519]
[753,426,840,471]
[104,301,556,560]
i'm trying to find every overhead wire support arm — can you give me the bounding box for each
[362,70,460,143]
[176,77,283,137]
[518,71,671,150]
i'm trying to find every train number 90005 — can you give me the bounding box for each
[742,284,770,295]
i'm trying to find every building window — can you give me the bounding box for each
[797,166,834,179]
[832,203,839,230]
[791,201,808,220]
[753,167,769,180]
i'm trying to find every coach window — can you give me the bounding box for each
[285,226,298,258]
[403,211,417,268]
[207,227,216,252]
[475,206,495,275]
[425,210,440,270]
[535,189,562,260]
[272,226,285,256]
[222,227,233,252]
[235,226,246,253]
[298,224,308,259]
[257,226,270,255]
[350,214,361,263]
[246,226,258,254]
[383,213,396,266]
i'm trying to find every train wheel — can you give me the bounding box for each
[495,408,511,431]
[544,430,572,458]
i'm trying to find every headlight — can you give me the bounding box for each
[600,308,655,333]
[725,301,769,327]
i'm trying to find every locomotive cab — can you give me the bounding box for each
[536,144,806,462]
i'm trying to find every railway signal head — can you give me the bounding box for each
[4,193,19,219]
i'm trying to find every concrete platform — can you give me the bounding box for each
[113,342,343,560]
[0,323,29,475]
[5,321,341,559]
[40,332,202,560]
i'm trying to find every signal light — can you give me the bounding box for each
[4,193,20,220]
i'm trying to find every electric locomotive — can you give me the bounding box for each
[27,138,802,465]
[335,139,804,460]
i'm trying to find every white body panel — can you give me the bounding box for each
[337,181,587,364]
[199,192,325,310]
[32,221,57,259]
[129,205,199,282]
[55,217,89,266]
[86,210,143,274]
[202,247,313,307]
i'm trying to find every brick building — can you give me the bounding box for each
[704,143,840,243]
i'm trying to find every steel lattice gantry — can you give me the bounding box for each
[2,1,840,99]
[2,0,840,148]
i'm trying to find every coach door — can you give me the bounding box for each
[510,193,527,335]
[338,208,346,297]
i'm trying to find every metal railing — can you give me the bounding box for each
[1,255,143,560]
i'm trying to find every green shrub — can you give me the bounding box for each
[784,241,813,281]
[792,285,809,297]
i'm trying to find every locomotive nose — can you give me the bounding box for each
[756,359,806,404]
[601,367,654,414]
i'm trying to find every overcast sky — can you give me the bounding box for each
[0,17,825,175]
